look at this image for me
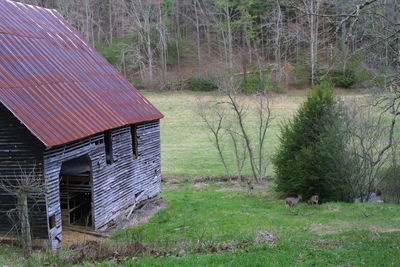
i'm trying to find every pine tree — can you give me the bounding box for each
[273,80,348,202]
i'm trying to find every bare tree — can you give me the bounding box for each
[273,0,283,83]
[127,0,158,85]
[214,0,235,70]
[226,128,248,182]
[220,78,273,183]
[158,2,169,85]
[196,97,232,180]
[193,0,203,73]
[301,0,323,87]
[0,168,45,259]
[196,76,273,183]
[338,93,400,201]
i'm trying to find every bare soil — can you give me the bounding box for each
[62,229,103,247]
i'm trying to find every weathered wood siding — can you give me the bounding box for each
[0,104,47,239]
[44,120,161,248]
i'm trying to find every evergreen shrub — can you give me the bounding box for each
[330,69,357,88]
[273,80,349,202]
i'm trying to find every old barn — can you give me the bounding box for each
[0,0,163,249]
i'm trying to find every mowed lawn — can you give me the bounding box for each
[143,91,305,178]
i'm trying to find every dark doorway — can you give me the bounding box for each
[59,155,93,228]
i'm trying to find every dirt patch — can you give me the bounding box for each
[191,176,257,183]
[167,178,181,184]
[62,229,104,248]
[215,182,267,192]
[67,240,146,265]
[124,198,167,228]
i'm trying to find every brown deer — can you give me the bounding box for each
[308,195,319,205]
[247,181,254,190]
[247,181,254,194]
[285,195,302,207]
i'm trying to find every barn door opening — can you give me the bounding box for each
[59,155,93,229]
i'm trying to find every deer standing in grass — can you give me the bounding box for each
[285,195,302,207]
[308,195,319,205]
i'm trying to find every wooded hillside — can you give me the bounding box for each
[17,0,399,91]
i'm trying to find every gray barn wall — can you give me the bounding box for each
[44,120,161,248]
[0,104,48,239]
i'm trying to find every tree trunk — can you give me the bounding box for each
[18,191,32,259]
[147,30,153,84]
[226,4,233,70]
[309,0,320,87]
[274,0,283,84]
[175,1,182,79]
[109,0,113,44]
[194,1,202,74]
[159,4,167,86]
[310,0,316,87]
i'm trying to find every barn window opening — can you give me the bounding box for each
[49,215,56,229]
[104,130,113,165]
[94,138,103,146]
[59,155,93,229]
[131,125,138,158]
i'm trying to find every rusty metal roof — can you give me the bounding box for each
[0,0,163,147]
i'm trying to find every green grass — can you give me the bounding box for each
[113,182,400,242]
[105,183,400,266]
[119,232,400,267]
[103,232,400,267]
[3,182,399,266]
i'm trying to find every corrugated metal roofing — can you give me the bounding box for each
[0,0,164,147]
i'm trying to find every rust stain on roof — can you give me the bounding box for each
[0,0,163,147]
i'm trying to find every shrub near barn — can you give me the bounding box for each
[273,80,349,202]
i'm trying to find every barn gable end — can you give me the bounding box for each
[0,104,48,239]
[43,121,161,248]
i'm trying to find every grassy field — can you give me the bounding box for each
[145,91,305,178]
[1,91,399,266]
[3,182,398,266]
[91,183,400,266]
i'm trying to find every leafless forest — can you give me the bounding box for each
[16,0,399,91]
